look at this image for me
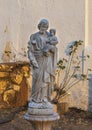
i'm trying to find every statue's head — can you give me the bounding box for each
[38,19,49,34]
[50,29,56,36]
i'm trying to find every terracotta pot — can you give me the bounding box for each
[57,102,69,115]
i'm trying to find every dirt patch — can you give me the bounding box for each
[0,107,92,130]
[52,107,92,130]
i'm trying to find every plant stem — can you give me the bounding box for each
[65,79,81,92]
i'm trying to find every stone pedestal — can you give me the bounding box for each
[34,121,51,130]
[24,112,59,130]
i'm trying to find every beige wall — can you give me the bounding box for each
[0,0,85,61]
[88,0,92,45]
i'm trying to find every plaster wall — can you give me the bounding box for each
[0,0,85,60]
[88,0,92,45]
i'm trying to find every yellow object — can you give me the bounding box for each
[0,80,9,94]
[13,85,20,92]
[10,71,23,85]
[0,72,9,78]
[3,89,15,105]
[0,62,30,108]
[22,66,29,71]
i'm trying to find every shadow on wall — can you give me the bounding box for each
[88,74,92,112]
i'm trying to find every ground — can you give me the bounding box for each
[0,107,92,130]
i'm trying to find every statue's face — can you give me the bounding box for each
[39,24,48,34]
[50,31,55,36]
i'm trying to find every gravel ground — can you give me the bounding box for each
[0,107,92,130]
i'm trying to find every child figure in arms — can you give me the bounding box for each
[43,28,58,55]
[43,29,58,100]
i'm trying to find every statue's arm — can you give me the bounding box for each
[27,38,39,68]
[28,50,39,68]
[50,37,58,45]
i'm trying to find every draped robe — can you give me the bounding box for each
[28,32,57,103]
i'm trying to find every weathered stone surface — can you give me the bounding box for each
[13,85,20,92]
[17,78,29,106]
[3,89,16,105]
[10,71,23,85]
[0,80,9,94]
[0,72,9,78]
[0,64,10,71]
[0,95,3,103]
[24,112,59,121]
[28,108,54,115]
[21,66,30,78]
[0,62,30,108]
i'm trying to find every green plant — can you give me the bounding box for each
[52,40,92,104]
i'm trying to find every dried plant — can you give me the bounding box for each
[52,40,92,104]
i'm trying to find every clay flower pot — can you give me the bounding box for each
[57,102,69,115]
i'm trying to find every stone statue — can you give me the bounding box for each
[27,19,58,110]
[42,28,58,54]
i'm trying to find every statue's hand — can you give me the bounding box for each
[43,51,51,57]
[32,40,37,45]
[46,39,50,43]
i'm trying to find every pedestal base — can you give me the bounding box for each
[24,112,59,121]
[24,100,60,130]
[24,112,60,130]
[32,121,52,130]
[28,107,54,115]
